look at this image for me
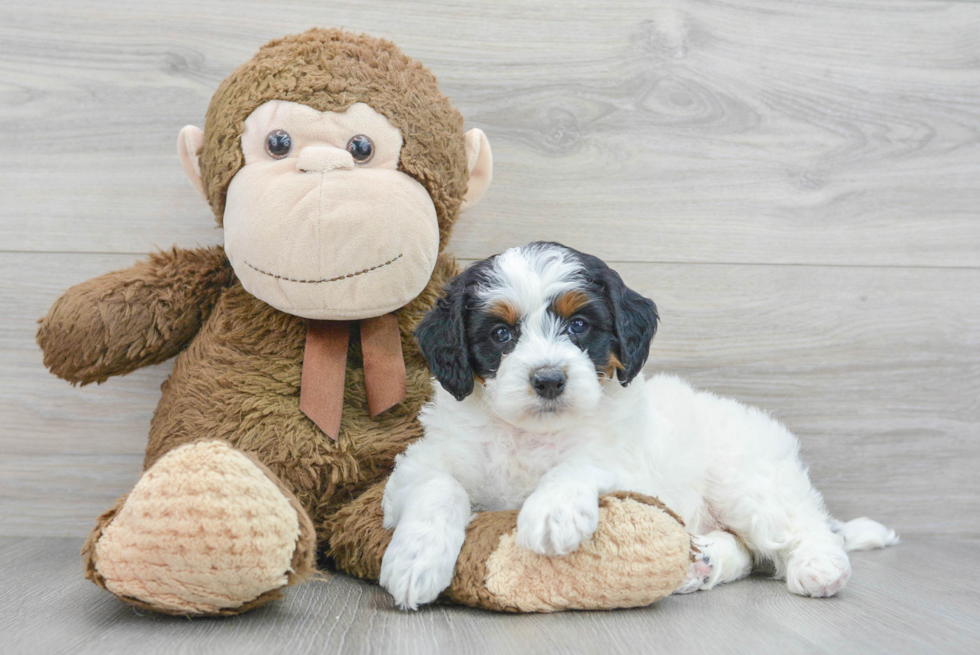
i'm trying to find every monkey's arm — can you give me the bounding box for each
[325,481,693,612]
[37,246,233,385]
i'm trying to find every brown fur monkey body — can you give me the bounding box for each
[37,28,691,615]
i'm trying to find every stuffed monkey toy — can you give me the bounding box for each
[37,28,691,615]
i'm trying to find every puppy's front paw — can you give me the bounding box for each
[516,485,599,556]
[380,522,464,610]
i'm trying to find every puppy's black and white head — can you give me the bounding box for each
[414,242,658,432]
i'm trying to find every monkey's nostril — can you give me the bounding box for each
[530,367,566,400]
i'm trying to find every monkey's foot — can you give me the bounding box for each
[446,492,693,612]
[83,440,316,615]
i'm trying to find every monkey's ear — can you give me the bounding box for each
[460,128,492,212]
[414,280,474,401]
[177,125,207,201]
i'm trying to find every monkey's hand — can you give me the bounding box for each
[37,246,232,385]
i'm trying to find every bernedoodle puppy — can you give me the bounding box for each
[380,242,898,610]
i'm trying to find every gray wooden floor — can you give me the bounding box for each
[1,536,977,654]
[1,0,979,652]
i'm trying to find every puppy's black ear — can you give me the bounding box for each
[600,268,659,386]
[414,276,474,401]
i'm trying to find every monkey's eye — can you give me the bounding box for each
[567,318,589,335]
[265,130,292,159]
[491,326,512,344]
[347,134,374,164]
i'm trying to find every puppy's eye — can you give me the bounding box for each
[491,326,512,344]
[567,318,589,335]
[265,130,292,159]
[347,134,374,164]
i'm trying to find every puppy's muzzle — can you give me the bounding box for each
[530,367,566,400]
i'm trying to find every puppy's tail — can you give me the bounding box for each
[830,517,900,552]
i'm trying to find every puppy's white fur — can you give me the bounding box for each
[380,244,898,610]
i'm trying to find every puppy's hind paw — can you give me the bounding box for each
[674,547,713,594]
[786,545,851,598]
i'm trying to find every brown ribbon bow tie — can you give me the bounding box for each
[299,314,407,440]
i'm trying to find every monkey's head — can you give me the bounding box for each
[177,29,492,320]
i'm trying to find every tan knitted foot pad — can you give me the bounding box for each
[88,440,314,615]
[447,492,692,612]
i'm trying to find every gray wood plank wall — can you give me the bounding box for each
[1,0,978,540]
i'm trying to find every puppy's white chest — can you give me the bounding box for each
[467,433,568,511]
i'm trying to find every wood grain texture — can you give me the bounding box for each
[2,253,977,537]
[0,0,978,265]
[0,536,978,654]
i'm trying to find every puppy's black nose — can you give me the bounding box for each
[531,367,566,399]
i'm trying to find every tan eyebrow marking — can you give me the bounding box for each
[552,290,592,319]
[488,300,520,325]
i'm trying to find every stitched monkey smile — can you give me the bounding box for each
[245,253,404,284]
